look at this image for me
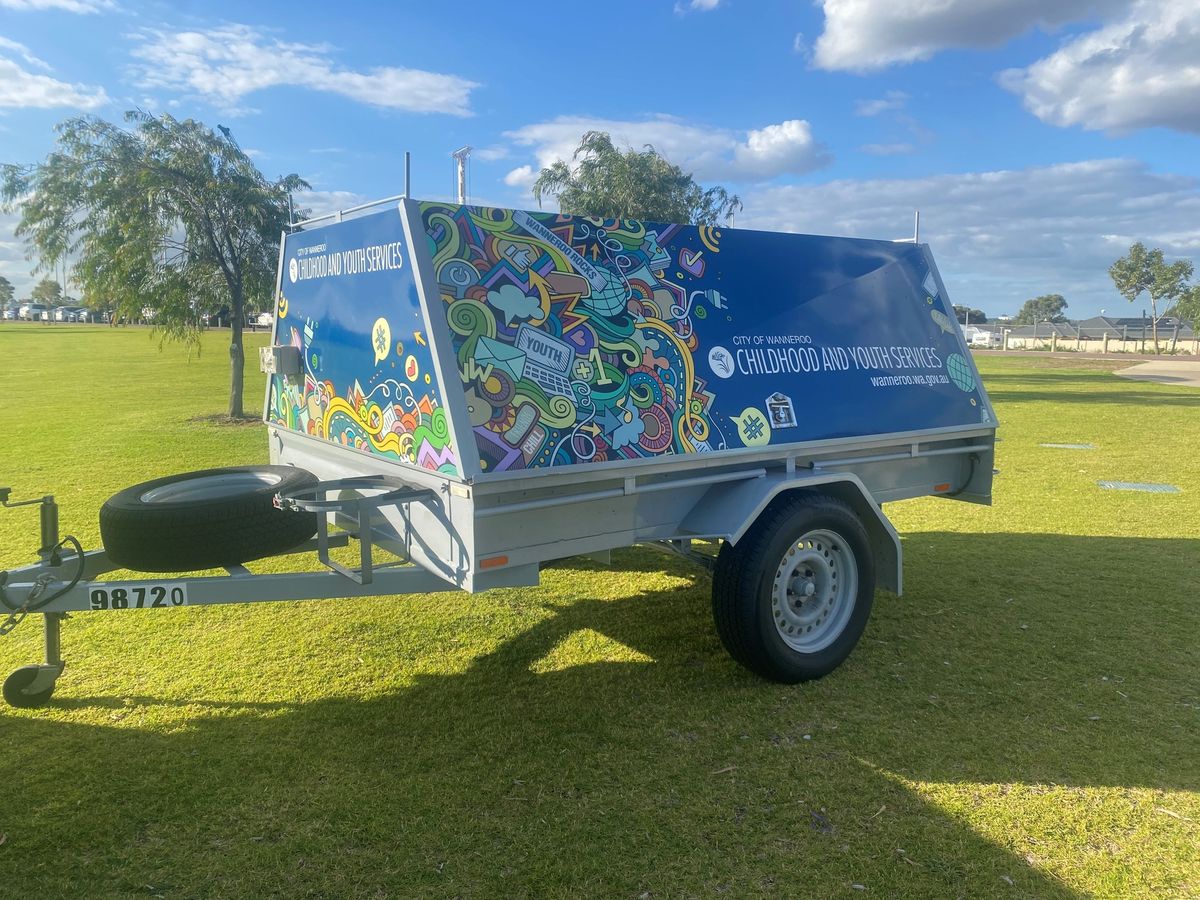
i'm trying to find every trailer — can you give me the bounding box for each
[0,198,996,707]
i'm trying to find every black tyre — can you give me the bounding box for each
[712,493,875,683]
[99,466,319,572]
[4,666,55,708]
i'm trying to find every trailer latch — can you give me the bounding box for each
[259,345,302,377]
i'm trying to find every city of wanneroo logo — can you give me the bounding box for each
[708,345,735,378]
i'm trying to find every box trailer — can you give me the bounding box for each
[0,197,996,707]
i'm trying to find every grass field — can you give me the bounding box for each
[1,325,1197,898]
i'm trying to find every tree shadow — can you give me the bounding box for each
[2,534,1196,896]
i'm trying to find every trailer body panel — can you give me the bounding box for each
[263,198,995,585]
[416,201,994,478]
[266,205,463,480]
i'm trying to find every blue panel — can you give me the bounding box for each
[267,207,457,476]
[414,204,990,474]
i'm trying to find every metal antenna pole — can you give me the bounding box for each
[404,151,411,199]
[914,210,920,244]
[452,146,472,204]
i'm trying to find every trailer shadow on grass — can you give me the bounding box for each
[2,533,1197,897]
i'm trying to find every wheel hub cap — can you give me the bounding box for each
[771,529,858,653]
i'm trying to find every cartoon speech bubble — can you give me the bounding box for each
[734,407,772,447]
[371,317,391,366]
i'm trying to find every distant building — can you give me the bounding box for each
[1004,321,1079,339]
[1073,315,1194,341]
[998,315,1194,344]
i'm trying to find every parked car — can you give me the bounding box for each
[969,330,1003,348]
[1,307,15,321]
[22,303,48,321]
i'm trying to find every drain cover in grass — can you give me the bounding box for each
[1040,442,1097,450]
[1097,481,1181,493]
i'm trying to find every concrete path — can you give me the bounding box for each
[1114,360,1200,388]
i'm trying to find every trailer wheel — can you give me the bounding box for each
[712,494,875,683]
[99,466,319,572]
[4,665,55,708]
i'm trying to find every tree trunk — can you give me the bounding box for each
[1150,302,1160,355]
[229,283,245,419]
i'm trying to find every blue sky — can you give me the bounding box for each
[2,0,1198,318]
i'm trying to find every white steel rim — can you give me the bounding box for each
[140,471,283,504]
[771,528,858,653]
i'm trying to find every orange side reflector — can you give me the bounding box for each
[934,483,951,493]
[479,555,509,570]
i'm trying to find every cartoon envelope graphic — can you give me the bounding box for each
[474,336,527,382]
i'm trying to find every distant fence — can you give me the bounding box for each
[1001,335,1200,354]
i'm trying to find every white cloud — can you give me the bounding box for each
[291,190,371,222]
[475,145,510,162]
[855,90,908,117]
[0,50,108,109]
[503,165,537,189]
[0,0,114,11]
[732,120,829,178]
[130,24,479,116]
[740,159,1200,315]
[674,0,721,12]
[504,115,830,183]
[0,36,49,69]
[812,0,1126,71]
[1001,0,1200,134]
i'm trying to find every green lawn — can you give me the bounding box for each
[1,325,1197,898]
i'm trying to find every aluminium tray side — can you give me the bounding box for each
[413,201,996,485]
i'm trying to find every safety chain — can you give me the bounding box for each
[0,573,53,638]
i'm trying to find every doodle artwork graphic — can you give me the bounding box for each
[421,203,735,473]
[267,209,458,476]
[420,203,986,474]
[267,200,984,480]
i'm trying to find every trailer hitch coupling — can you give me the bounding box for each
[0,487,82,707]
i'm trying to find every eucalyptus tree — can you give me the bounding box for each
[2,112,308,418]
[533,131,742,226]
[30,277,62,306]
[1109,242,1194,354]
[1173,284,1200,325]
[1014,294,1068,325]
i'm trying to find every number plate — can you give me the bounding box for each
[89,583,189,611]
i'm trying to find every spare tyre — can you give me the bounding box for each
[100,466,319,572]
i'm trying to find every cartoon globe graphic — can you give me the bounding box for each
[946,353,976,393]
[586,274,628,316]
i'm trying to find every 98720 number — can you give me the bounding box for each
[90,584,188,610]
